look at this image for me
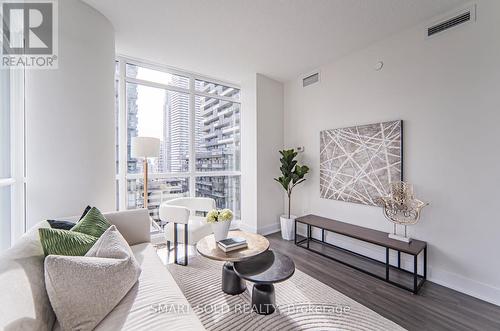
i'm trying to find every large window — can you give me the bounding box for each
[115,58,241,221]
[0,67,25,251]
[0,69,11,250]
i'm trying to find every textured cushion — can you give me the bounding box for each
[47,219,77,230]
[39,228,98,256]
[47,205,92,230]
[79,205,92,220]
[95,243,205,331]
[45,226,141,331]
[71,207,111,238]
[47,206,92,230]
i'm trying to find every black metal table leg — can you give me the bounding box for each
[294,220,297,245]
[182,224,188,266]
[222,262,246,295]
[413,254,418,293]
[397,251,401,269]
[173,223,188,266]
[174,223,178,264]
[321,229,325,242]
[385,247,390,280]
[423,246,427,280]
[307,224,311,248]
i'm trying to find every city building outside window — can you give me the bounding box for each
[115,58,241,222]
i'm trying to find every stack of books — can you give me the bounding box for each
[217,237,248,252]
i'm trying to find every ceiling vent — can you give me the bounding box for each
[302,72,320,87]
[427,5,475,37]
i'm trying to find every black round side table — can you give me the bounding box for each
[234,250,295,315]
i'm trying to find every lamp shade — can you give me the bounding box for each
[131,137,160,158]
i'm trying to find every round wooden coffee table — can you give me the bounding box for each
[196,230,270,295]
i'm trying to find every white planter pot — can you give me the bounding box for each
[280,215,296,241]
[212,221,231,242]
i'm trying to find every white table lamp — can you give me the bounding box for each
[131,136,160,208]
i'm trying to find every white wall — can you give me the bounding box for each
[241,74,284,234]
[256,74,284,233]
[25,0,115,227]
[284,1,500,305]
[240,74,258,232]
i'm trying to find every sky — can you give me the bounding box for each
[134,67,183,140]
[136,84,165,139]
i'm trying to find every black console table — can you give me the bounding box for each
[295,214,427,293]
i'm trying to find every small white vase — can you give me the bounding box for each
[212,221,231,242]
[280,215,296,241]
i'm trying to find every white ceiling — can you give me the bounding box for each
[83,0,467,84]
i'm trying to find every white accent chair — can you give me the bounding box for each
[159,197,216,265]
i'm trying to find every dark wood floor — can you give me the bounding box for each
[159,233,500,331]
[267,232,500,331]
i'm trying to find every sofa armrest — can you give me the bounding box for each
[103,209,151,246]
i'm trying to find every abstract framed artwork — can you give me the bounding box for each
[320,120,403,206]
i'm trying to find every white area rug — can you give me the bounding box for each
[168,256,405,331]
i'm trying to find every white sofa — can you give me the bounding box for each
[0,209,205,331]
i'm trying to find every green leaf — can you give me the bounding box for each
[275,149,309,193]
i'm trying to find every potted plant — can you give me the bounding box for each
[274,149,309,240]
[206,208,234,242]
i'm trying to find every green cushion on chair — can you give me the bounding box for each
[71,207,111,238]
[39,228,98,256]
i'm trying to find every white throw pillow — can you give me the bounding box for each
[44,225,141,331]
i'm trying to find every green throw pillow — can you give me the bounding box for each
[39,228,98,256]
[71,207,111,238]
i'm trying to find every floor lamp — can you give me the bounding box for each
[131,137,160,209]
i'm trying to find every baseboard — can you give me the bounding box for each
[230,220,244,231]
[428,267,500,306]
[236,221,281,236]
[235,221,256,233]
[296,225,500,306]
[257,222,281,236]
